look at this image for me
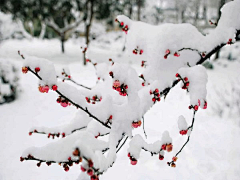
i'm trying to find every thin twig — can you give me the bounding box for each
[142,116,147,139]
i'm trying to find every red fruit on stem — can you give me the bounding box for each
[172,156,178,162]
[64,166,69,172]
[203,101,208,109]
[87,169,94,176]
[155,88,159,93]
[125,85,128,89]
[120,22,124,27]
[68,75,71,79]
[91,175,98,180]
[184,77,188,82]
[166,144,173,152]
[161,144,166,150]
[149,90,152,94]
[81,166,86,172]
[29,132,32,136]
[128,153,131,157]
[22,67,28,74]
[52,85,58,91]
[35,67,40,73]
[159,155,164,160]
[142,82,145,86]
[194,105,198,111]
[130,159,137,165]
[152,98,156,102]
[109,115,113,120]
[175,73,179,77]
[165,49,170,54]
[88,160,93,167]
[20,157,24,162]
[62,133,65,138]
[140,49,143,55]
[185,82,190,87]
[174,52,180,57]
[68,157,71,161]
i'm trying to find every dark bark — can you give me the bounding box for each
[215,0,226,60]
[84,0,94,65]
[61,33,65,53]
[137,0,141,21]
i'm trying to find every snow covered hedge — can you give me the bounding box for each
[19,0,240,179]
[0,59,19,104]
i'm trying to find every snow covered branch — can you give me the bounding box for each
[20,0,240,179]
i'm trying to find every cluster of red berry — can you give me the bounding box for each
[85,95,102,104]
[56,96,71,107]
[127,153,138,165]
[133,47,143,55]
[164,49,180,59]
[112,80,128,96]
[150,88,161,102]
[179,129,188,135]
[167,156,177,168]
[78,153,99,179]
[61,71,71,80]
[161,143,173,152]
[80,46,87,53]
[132,120,142,128]
[116,19,129,34]
[227,38,233,45]
[176,73,189,90]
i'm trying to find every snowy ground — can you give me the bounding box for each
[0,38,240,180]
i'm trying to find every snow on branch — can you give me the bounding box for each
[20,0,240,179]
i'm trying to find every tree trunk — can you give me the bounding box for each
[215,0,226,60]
[137,0,141,21]
[61,33,65,53]
[83,0,94,65]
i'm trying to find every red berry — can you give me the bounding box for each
[37,162,41,167]
[142,82,145,86]
[149,90,152,94]
[203,101,208,109]
[159,155,164,160]
[184,77,188,82]
[125,85,128,89]
[166,144,173,152]
[164,54,168,59]
[185,82,190,87]
[120,22,124,27]
[52,85,58,91]
[161,144,166,150]
[130,159,137,165]
[140,49,143,55]
[35,67,40,73]
[68,157,71,161]
[87,169,94,176]
[81,166,86,172]
[64,166,69,172]
[68,75,71,79]
[109,115,113,120]
[155,88,159,93]
[194,105,198,111]
[175,73,179,77]
[174,52,180,57]
[29,132,32,136]
[128,153,131,157]
[88,160,93,167]
[20,157,24,162]
[62,133,65,138]
[165,49,170,54]
[91,175,98,180]
[152,98,156,102]
[22,67,28,74]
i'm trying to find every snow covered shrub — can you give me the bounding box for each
[19,0,240,179]
[0,59,19,104]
